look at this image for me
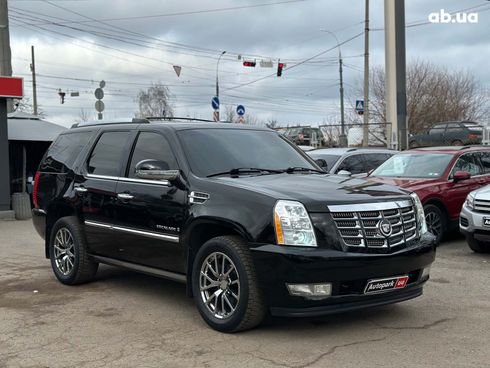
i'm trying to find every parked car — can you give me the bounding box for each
[369,146,490,243]
[284,126,325,147]
[409,121,483,148]
[307,148,394,176]
[460,185,490,253]
[32,118,435,332]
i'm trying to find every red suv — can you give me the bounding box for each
[369,146,490,243]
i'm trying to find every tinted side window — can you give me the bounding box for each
[40,132,92,173]
[451,153,482,177]
[338,155,365,174]
[429,127,445,135]
[478,152,490,174]
[87,131,131,176]
[364,153,392,172]
[127,132,178,178]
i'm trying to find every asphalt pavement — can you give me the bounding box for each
[1,220,489,368]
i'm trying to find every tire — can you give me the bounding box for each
[424,204,446,245]
[192,236,266,332]
[466,234,490,253]
[451,139,463,146]
[49,216,98,285]
[409,141,419,149]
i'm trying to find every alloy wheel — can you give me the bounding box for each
[199,252,240,319]
[53,227,76,276]
[426,211,442,238]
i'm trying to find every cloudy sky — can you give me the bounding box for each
[7,0,490,127]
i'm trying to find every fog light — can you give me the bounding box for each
[421,267,431,280]
[286,283,332,300]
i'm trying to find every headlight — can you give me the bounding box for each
[274,200,317,247]
[410,192,428,235]
[465,191,476,210]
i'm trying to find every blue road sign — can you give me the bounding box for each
[236,105,246,116]
[211,96,220,110]
[355,99,364,114]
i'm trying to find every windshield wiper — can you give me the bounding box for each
[206,168,284,178]
[284,167,325,174]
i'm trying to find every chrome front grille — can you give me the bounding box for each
[474,198,490,213]
[329,200,418,250]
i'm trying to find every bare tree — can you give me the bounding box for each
[223,105,236,123]
[75,108,91,123]
[354,60,489,133]
[136,82,173,118]
[266,118,279,129]
[13,97,46,118]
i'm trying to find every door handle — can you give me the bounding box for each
[117,193,134,201]
[74,186,88,194]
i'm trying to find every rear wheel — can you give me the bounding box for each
[192,236,266,332]
[451,139,463,146]
[424,204,446,244]
[49,216,98,285]
[466,234,490,253]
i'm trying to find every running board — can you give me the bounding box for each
[91,255,187,284]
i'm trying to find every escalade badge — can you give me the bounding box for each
[378,219,392,237]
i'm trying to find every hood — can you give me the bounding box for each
[368,176,442,191]
[474,184,490,200]
[212,173,410,212]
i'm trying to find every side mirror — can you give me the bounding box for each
[315,159,328,172]
[337,170,352,176]
[135,159,180,182]
[453,170,471,182]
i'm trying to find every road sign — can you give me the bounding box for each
[173,65,182,77]
[211,96,220,110]
[356,99,364,114]
[94,88,104,100]
[236,105,245,116]
[260,60,273,68]
[95,100,105,112]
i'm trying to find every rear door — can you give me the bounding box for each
[77,130,133,258]
[112,131,187,273]
[443,123,464,145]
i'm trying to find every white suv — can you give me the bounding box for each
[460,185,490,253]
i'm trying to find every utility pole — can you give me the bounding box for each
[384,0,407,150]
[0,0,12,112]
[214,50,226,121]
[30,45,38,115]
[362,0,370,147]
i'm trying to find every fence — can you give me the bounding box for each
[318,123,392,148]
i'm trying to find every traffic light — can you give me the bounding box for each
[277,62,285,77]
[58,90,66,104]
[243,60,256,67]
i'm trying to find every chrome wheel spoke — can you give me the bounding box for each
[199,251,240,319]
[53,228,75,276]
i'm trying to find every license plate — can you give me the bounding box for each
[483,217,490,227]
[364,275,409,294]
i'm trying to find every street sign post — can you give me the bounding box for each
[236,105,245,116]
[356,99,364,115]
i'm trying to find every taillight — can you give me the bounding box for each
[468,133,479,140]
[33,172,41,209]
[298,133,304,141]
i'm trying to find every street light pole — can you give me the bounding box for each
[215,50,226,121]
[320,30,347,147]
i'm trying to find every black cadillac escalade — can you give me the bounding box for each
[32,118,436,332]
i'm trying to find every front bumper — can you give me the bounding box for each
[250,233,436,317]
[460,204,490,242]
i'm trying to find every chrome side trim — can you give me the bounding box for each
[84,221,179,243]
[91,255,186,283]
[189,191,210,204]
[86,173,171,186]
[328,200,412,212]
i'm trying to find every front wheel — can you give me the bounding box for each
[192,236,266,332]
[424,204,446,245]
[409,141,419,149]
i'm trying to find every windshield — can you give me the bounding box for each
[177,129,316,177]
[372,153,453,178]
[308,153,341,170]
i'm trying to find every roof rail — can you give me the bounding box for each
[145,116,215,123]
[346,148,358,152]
[71,118,150,128]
